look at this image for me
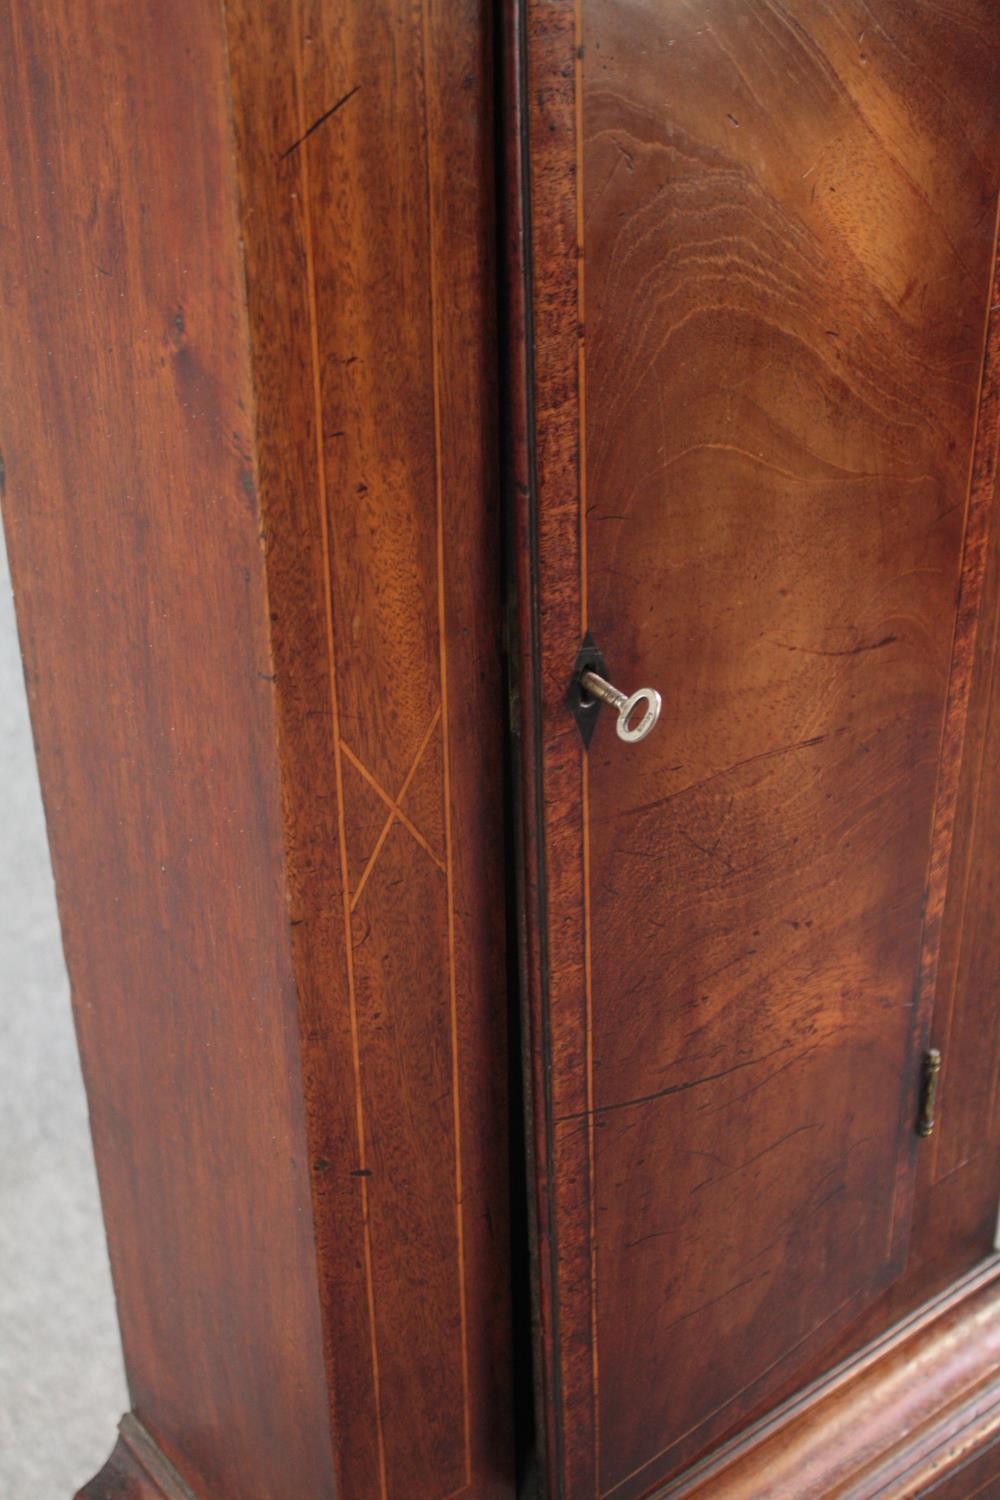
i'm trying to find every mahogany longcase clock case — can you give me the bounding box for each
[3,1,1000,1497]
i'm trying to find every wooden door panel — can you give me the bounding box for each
[509,3,1000,1496]
[931,254,1000,1182]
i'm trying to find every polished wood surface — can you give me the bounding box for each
[0,2,510,1497]
[665,1260,1000,1499]
[508,2,1000,1494]
[735,232,1000,1431]
[0,2,337,1493]
[930,236,1000,1182]
[7,0,1000,1492]
[226,3,511,1495]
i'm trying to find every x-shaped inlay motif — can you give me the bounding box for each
[343,706,445,910]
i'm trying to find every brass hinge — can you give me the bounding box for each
[917,1048,942,1139]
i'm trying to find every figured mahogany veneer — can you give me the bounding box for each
[507,1,1000,1495]
[5,0,1000,1496]
[666,1259,1000,1499]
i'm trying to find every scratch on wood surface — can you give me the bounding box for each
[279,85,360,161]
[766,633,898,657]
[556,1042,791,1123]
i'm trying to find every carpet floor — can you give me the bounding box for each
[0,531,129,1498]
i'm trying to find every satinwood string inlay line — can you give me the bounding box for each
[291,4,388,1494]
[292,0,475,1489]
[345,707,446,912]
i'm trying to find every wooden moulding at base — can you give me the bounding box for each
[76,1262,1000,1499]
[664,1258,1000,1498]
[75,1255,1000,1500]
[75,1415,197,1500]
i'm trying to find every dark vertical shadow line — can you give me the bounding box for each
[497,0,564,1492]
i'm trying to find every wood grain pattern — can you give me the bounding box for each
[0,2,339,1494]
[920,1436,1000,1499]
[663,1260,1000,1499]
[930,243,1000,1183]
[509,2,1000,1494]
[585,4,1000,1477]
[227,2,514,1491]
[2,1,510,1496]
[506,0,600,1490]
[231,2,511,1490]
[744,222,1000,1423]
